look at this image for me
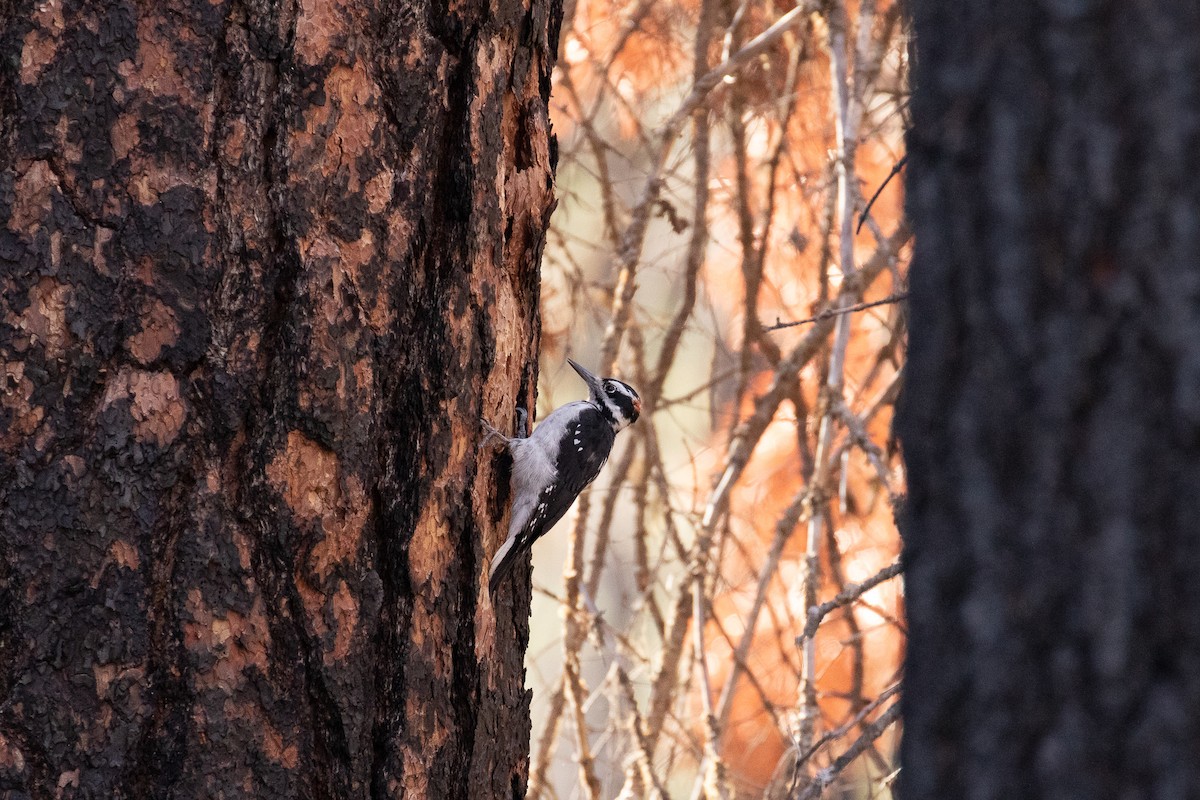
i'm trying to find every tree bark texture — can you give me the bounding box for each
[899,2,1200,798]
[0,0,559,796]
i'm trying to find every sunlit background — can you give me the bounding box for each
[525,0,910,796]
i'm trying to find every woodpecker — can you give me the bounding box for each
[484,359,641,593]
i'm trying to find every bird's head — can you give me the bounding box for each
[568,358,642,432]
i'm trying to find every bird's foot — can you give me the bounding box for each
[480,407,529,449]
[479,418,510,449]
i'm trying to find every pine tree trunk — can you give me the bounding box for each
[899,2,1200,797]
[0,0,559,796]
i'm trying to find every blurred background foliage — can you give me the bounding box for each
[525,0,910,796]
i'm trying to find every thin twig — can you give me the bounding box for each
[665,0,821,131]
[764,292,909,332]
[832,398,897,502]
[793,700,902,800]
[796,681,901,769]
[798,560,903,645]
[856,154,908,234]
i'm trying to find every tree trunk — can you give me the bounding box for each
[899,2,1200,798]
[0,0,559,795]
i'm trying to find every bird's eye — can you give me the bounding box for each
[604,381,615,393]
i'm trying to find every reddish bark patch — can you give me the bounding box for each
[0,362,42,450]
[7,276,72,359]
[0,732,26,773]
[10,160,57,234]
[18,0,64,85]
[111,113,140,161]
[265,432,369,576]
[183,589,272,693]
[101,367,188,446]
[126,296,180,364]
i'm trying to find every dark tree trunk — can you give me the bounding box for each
[0,0,558,796]
[899,2,1200,798]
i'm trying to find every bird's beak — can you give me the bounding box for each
[567,358,604,396]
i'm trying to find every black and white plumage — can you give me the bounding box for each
[486,359,641,593]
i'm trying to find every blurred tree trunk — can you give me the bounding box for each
[0,0,558,796]
[899,2,1200,798]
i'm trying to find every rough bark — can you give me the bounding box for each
[899,2,1200,799]
[0,0,559,796]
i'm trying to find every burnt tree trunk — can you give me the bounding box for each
[0,0,559,796]
[899,2,1200,798]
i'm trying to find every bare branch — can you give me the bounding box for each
[764,292,909,332]
[793,700,901,800]
[856,154,908,234]
[798,560,904,646]
[666,0,822,131]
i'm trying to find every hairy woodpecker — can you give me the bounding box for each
[484,359,641,593]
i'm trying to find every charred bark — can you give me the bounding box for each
[899,2,1200,798]
[0,0,559,796]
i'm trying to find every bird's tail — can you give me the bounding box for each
[488,535,522,594]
